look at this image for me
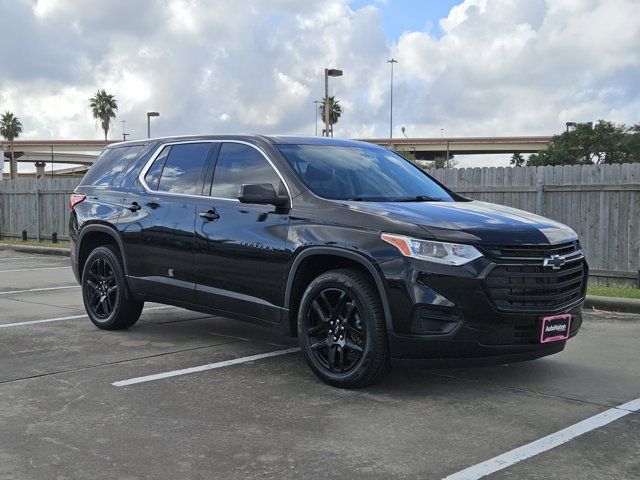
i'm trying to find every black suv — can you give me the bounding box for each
[70,135,587,387]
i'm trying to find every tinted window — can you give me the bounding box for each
[80,145,144,187]
[157,143,210,195]
[276,145,453,202]
[210,143,281,199]
[144,146,170,191]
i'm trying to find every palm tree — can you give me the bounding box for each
[510,152,525,167]
[319,96,342,137]
[89,89,118,142]
[0,111,23,180]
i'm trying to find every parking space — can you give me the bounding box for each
[0,251,638,479]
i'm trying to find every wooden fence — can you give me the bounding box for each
[1,163,639,285]
[428,163,640,286]
[0,178,81,241]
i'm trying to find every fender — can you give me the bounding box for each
[284,246,394,333]
[77,223,129,275]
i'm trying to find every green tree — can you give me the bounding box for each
[527,120,640,166]
[401,150,417,163]
[397,150,420,167]
[510,152,525,167]
[0,111,23,180]
[89,89,118,142]
[432,155,457,169]
[319,96,342,137]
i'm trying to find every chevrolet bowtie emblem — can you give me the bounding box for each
[543,254,566,270]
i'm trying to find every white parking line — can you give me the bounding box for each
[0,285,80,296]
[112,347,301,387]
[0,313,87,328]
[0,266,71,273]
[0,305,173,329]
[441,397,640,480]
[0,256,55,261]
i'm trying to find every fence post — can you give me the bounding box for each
[35,176,41,242]
[535,180,544,216]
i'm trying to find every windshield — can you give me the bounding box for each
[276,144,454,202]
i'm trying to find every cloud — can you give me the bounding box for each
[0,0,638,153]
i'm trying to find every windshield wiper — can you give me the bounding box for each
[389,195,442,202]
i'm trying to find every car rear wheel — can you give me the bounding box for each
[298,269,390,388]
[82,245,143,330]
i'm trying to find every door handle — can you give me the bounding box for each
[127,202,141,212]
[199,210,220,221]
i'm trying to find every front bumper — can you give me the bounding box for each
[389,339,567,368]
[379,253,586,362]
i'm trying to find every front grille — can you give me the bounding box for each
[513,324,539,344]
[484,241,587,311]
[485,240,581,260]
[480,322,539,345]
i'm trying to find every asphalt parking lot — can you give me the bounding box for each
[0,250,638,480]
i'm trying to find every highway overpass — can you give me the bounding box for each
[357,136,552,160]
[1,140,116,177]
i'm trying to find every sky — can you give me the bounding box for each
[1,0,639,168]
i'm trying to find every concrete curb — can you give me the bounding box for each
[584,295,640,314]
[0,243,70,257]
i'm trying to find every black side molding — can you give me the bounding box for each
[284,246,394,334]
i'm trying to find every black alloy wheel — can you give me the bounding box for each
[298,269,390,388]
[81,245,144,330]
[85,257,119,320]
[305,288,365,373]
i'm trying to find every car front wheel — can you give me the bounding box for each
[298,269,390,388]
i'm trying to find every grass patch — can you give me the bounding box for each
[587,284,640,300]
[0,239,70,248]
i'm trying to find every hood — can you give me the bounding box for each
[347,200,578,245]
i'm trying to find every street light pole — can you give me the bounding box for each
[147,111,160,138]
[387,58,398,142]
[121,120,130,142]
[324,70,329,137]
[313,100,322,136]
[324,68,343,137]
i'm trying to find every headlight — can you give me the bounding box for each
[381,233,482,266]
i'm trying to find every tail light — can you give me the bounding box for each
[70,193,86,210]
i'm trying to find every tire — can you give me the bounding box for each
[81,245,144,330]
[298,269,390,388]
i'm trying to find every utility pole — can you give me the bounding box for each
[387,58,398,142]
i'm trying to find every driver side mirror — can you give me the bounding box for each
[238,183,288,207]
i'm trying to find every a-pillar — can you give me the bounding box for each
[34,161,46,177]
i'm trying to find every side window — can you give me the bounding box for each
[156,143,211,195]
[143,146,170,191]
[80,145,144,187]
[210,143,282,199]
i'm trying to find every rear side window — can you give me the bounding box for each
[210,143,282,199]
[156,143,210,195]
[143,146,170,191]
[80,145,144,187]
